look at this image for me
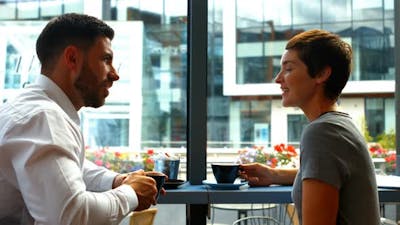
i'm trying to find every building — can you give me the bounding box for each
[0,0,396,153]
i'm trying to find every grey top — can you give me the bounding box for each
[292,111,380,225]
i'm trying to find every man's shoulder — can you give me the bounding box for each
[1,89,62,123]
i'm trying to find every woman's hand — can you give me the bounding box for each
[240,163,298,186]
[239,163,275,186]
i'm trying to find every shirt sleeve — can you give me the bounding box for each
[300,122,350,189]
[2,110,138,225]
[83,159,119,192]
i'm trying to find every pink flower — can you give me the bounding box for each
[95,159,103,166]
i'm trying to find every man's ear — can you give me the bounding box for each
[64,45,81,73]
[316,66,332,84]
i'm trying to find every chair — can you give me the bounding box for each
[232,216,280,225]
[285,204,299,225]
[129,208,158,225]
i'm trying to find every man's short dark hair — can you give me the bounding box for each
[36,13,114,71]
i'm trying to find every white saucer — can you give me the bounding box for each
[202,179,249,190]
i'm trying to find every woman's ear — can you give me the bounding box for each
[316,66,332,84]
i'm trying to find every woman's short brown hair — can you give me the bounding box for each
[286,29,352,100]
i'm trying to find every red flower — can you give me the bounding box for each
[274,145,283,153]
[273,143,298,167]
[385,154,396,163]
[146,158,154,164]
[369,143,396,173]
[269,158,278,168]
[114,151,122,158]
[147,149,154,155]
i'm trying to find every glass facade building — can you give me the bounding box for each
[0,0,395,149]
[210,0,395,148]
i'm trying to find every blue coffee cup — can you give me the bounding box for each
[154,159,180,180]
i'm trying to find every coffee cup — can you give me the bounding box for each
[154,159,180,180]
[211,163,240,183]
[146,172,166,200]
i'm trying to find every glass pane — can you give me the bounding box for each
[17,1,39,19]
[0,2,16,20]
[263,0,292,26]
[353,0,383,21]
[322,0,351,22]
[0,1,188,224]
[292,0,321,24]
[64,0,84,13]
[287,114,308,144]
[105,2,188,224]
[40,1,62,18]
[351,21,394,81]
[384,0,395,18]
[0,22,41,94]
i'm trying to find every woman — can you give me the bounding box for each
[240,29,380,225]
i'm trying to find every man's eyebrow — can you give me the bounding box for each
[104,52,113,59]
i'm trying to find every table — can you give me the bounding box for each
[158,183,400,225]
[159,183,400,204]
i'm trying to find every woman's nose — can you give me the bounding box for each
[274,72,281,83]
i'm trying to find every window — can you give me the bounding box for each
[208,0,396,176]
[365,97,395,139]
[287,114,308,144]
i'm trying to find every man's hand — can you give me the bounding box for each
[145,171,167,197]
[122,170,158,211]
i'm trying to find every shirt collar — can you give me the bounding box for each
[35,75,81,125]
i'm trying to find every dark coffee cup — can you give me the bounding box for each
[146,173,166,200]
[211,163,240,183]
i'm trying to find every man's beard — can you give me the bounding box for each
[74,64,105,108]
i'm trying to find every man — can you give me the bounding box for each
[0,13,159,225]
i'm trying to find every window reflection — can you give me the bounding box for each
[209,0,395,164]
[287,114,307,144]
[353,0,383,20]
[0,1,188,161]
[322,0,352,22]
[292,0,321,24]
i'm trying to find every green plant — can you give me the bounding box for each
[361,117,373,142]
[377,129,395,150]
